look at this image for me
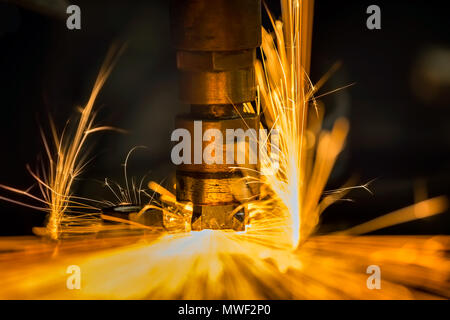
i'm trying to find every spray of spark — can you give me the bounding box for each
[0,45,124,239]
[239,0,349,249]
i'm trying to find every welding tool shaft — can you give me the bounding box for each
[170,0,262,230]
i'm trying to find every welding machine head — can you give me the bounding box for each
[170,0,262,231]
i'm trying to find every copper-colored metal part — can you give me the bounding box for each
[178,68,255,105]
[176,50,256,104]
[174,112,260,231]
[176,173,258,205]
[170,0,262,230]
[174,113,260,174]
[170,0,261,51]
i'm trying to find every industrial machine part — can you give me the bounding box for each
[170,0,262,230]
[101,205,164,229]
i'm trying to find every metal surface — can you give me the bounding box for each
[178,68,255,105]
[170,0,261,51]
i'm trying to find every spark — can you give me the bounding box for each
[0,45,125,239]
[251,0,350,248]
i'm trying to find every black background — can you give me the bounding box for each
[0,0,449,235]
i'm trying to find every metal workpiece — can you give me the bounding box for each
[102,205,165,229]
[170,0,262,231]
[129,210,164,229]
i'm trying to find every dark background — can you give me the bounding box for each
[0,0,449,235]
